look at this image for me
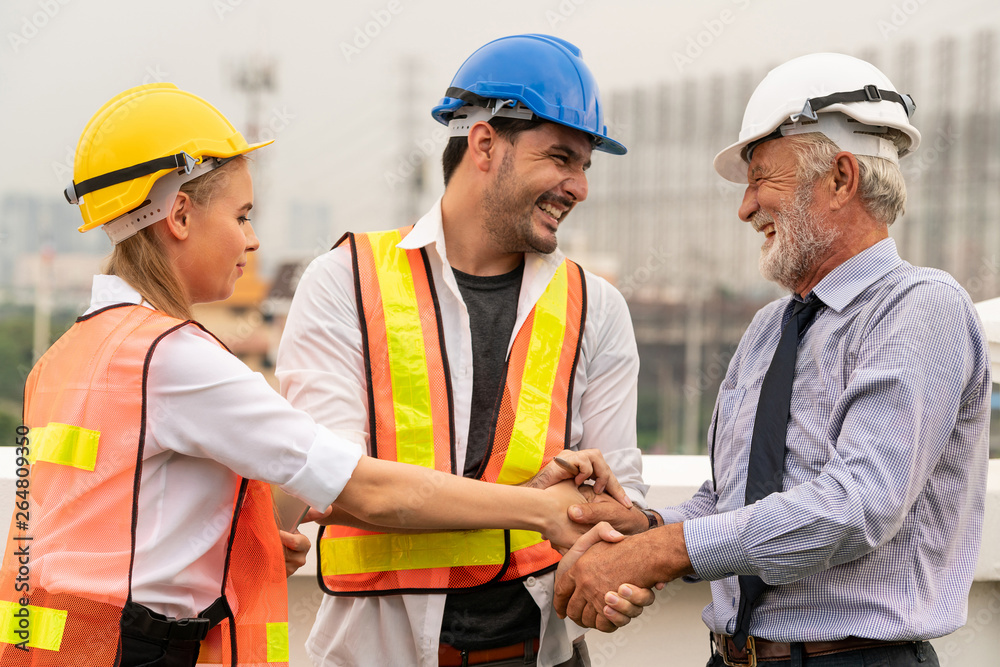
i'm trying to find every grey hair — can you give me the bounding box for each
[789,128,910,226]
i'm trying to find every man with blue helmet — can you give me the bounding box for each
[277,34,656,666]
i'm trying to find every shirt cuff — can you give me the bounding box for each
[280,425,364,509]
[655,508,688,525]
[683,511,754,581]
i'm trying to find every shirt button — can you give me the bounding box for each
[526,577,537,587]
[732,597,737,607]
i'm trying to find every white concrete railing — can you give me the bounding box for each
[1,450,997,666]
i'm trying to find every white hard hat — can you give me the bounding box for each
[714,53,921,183]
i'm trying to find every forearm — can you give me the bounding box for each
[685,449,932,584]
[334,457,562,535]
[629,522,695,585]
[318,504,432,534]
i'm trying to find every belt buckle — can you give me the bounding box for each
[170,616,212,641]
[721,636,757,667]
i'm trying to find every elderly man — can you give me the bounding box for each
[277,34,655,667]
[555,53,991,667]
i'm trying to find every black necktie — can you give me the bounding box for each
[733,296,824,649]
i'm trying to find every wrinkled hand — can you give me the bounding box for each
[523,449,632,510]
[570,487,650,535]
[554,523,693,629]
[540,479,591,550]
[279,529,311,578]
[555,523,656,632]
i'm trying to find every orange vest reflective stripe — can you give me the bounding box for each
[0,304,289,666]
[319,228,586,595]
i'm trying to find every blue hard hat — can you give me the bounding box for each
[431,34,626,155]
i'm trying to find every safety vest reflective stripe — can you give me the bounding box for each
[497,261,569,485]
[27,423,100,471]
[321,529,508,575]
[355,229,452,472]
[266,622,289,663]
[509,529,547,552]
[480,260,585,486]
[0,601,67,652]
[197,622,289,664]
[320,528,549,576]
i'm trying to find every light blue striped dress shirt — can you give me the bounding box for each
[660,238,991,642]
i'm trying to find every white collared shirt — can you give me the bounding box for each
[80,275,364,619]
[276,200,646,667]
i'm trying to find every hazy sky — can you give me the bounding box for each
[3,0,999,259]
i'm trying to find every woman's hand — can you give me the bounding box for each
[539,479,592,549]
[522,449,632,510]
[279,529,311,577]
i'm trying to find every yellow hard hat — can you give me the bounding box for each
[65,83,272,233]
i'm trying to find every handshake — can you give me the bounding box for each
[290,448,694,634]
[523,450,695,634]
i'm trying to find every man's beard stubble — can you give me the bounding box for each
[755,184,839,294]
[480,150,558,255]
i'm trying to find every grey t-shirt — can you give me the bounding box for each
[441,261,542,650]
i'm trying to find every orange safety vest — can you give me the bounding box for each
[0,304,289,666]
[319,227,587,595]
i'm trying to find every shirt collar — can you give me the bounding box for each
[396,197,445,251]
[810,237,903,312]
[85,274,149,315]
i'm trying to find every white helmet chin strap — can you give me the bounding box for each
[775,113,899,165]
[446,100,535,138]
[101,157,228,245]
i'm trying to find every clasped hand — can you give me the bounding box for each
[553,520,693,632]
[527,450,664,631]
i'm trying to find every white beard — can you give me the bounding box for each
[756,186,839,293]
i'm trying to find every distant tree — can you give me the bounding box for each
[0,307,76,445]
[0,308,34,405]
[0,411,20,444]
